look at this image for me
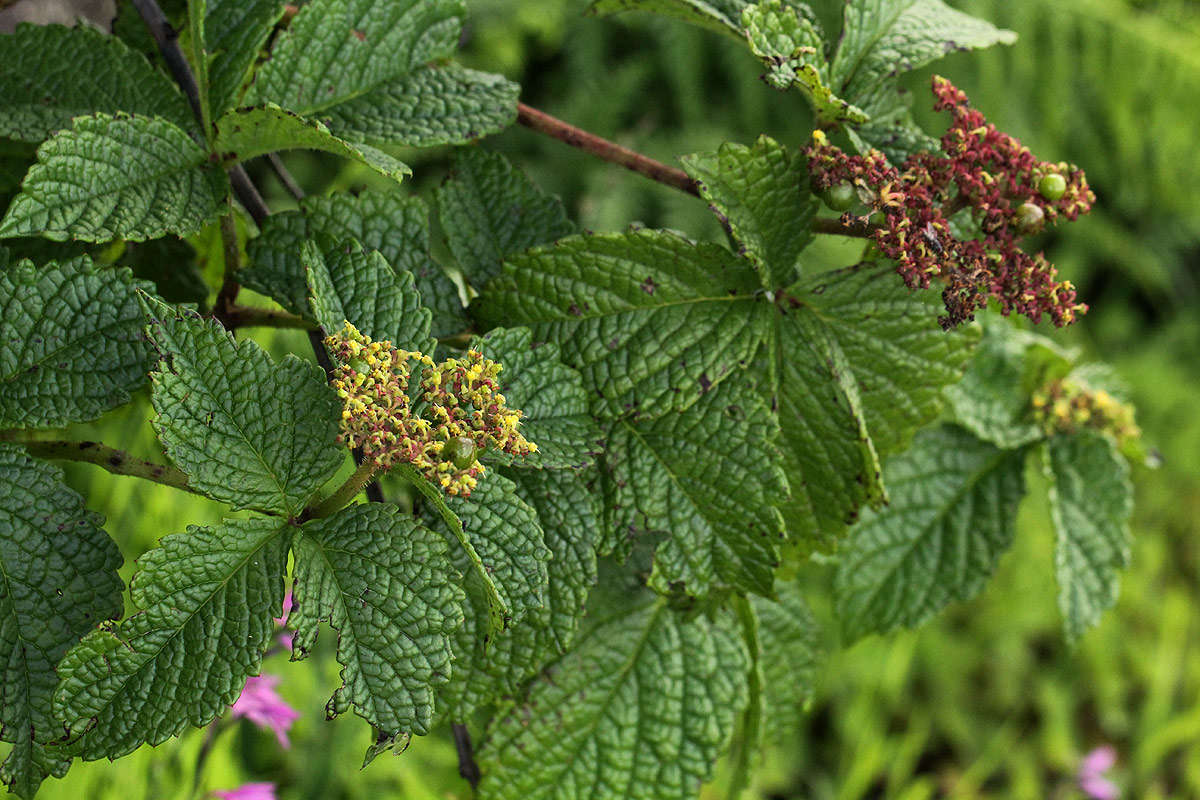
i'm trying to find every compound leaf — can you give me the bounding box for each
[438,468,601,718]
[477,599,748,800]
[290,503,464,736]
[214,104,411,183]
[0,445,123,798]
[244,192,465,337]
[476,229,767,419]
[247,0,464,116]
[831,0,1016,105]
[606,381,786,597]
[834,425,1026,640]
[438,473,551,628]
[0,256,154,428]
[205,0,286,115]
[0,114,227,243]
[768,264,977,553]
[471,327,600,470]
[945,319,1048,449]
[142,295,343,516]
[0,23,194,143]
[1045,432,1133,642]
[436,148,575,289]
[302,239,434,354]
[742,1,866,123]
[54,517,289,760]
[315,63,518,148]
[752,580,824,738]
[681,135,816,289]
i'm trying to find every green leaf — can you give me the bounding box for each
[831,0,1016,104]
[0,114,227,243]
[0,445,123,798]
[290,503,464,736]
[213,104,411,182]
[945,318,1048,449]
[681,135,816,289]
[751,580,824,738]
[768,264,978,553]
[119,236,209,305]
[471,327,600,469]
[315,63,518,148]
[394,462,508,636]
[586,0,749,39]
[54,517,289,760]
[607,381,786,597]
[1044,432,1133,642]
[0,23,195,143]
[438,468,601,718]
[436,148,575,289]
[0,256,154,428]
[844,81,940,163]
[244,191,466,337]
[142,295,343,515]
[477,599,748,800]
[205,0,285,115]
[742,1,867,123]
[834,425,1026,640]
[440,473,551,627]
[302,239,435,354]
[476,229,767,418]
[246,0,464,115]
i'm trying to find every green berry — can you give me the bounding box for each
[1015,202,1045,233]
[442,436,478,470]
[347,357,371,375]
[820,182,857,212]
[1037,173,1067,201]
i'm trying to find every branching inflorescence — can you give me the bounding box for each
[808,76,1095,329]
[1032,378,1140,447]
[326,323,536,496]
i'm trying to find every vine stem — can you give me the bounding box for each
[221,305,316,330]
[306,460,381,519]
[2,436,194,494]
[452,722,482,790]
[517,102,700,196]
[515,101,878,239]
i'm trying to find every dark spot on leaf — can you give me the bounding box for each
[699,373,712,393]
[352,28,366,41]
[568,303,582,317]
[640,277,656,294]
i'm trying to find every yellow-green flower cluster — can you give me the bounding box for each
[325,323,536,496]
[1031,378,1140,446]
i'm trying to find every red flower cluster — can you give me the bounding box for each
[807,76,1095,329]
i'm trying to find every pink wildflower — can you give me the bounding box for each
[1078,745,1119,800]
[230,675,299,748]
[212,783,276,800]
[274,590,294,651]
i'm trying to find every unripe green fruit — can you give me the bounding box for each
[1038,173,1067,201]
[442,436,478,470]
[1015,202,1045,232]
[820,182,857,212]
[348,357,370,375]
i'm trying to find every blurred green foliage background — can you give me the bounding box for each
[8,0,1200,797]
